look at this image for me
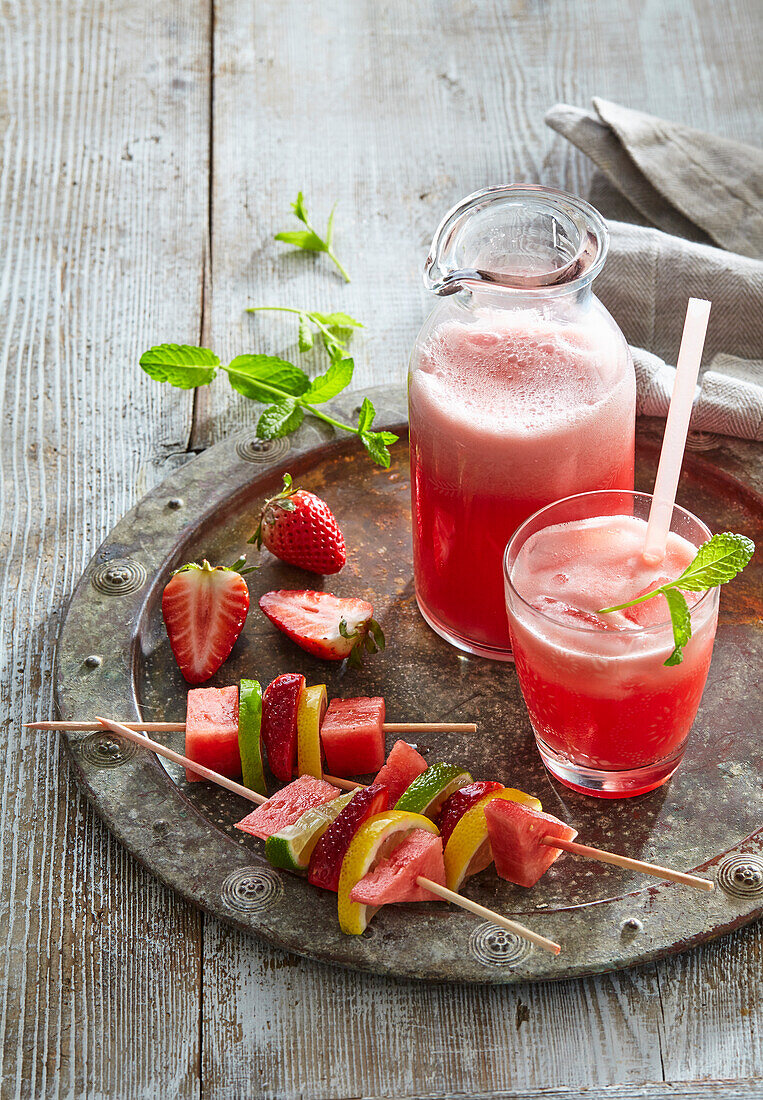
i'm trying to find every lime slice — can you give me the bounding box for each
[238,679,266,795]
[443,788,540,891]
[394,762,473,819]
[337,810,439,934]
[297,683,327,779]
[265,790,355,872]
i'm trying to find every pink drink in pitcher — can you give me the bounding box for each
[410,307,634,655]
[409,187,636,659]
[504,493,719,797]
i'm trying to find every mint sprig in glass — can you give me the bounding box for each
[599,532,754,665]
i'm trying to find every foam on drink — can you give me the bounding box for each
[511,514,702,636]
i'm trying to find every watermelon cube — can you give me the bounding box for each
[374,740,428,803]
[350,831,445,905]
[235,775,339,841]
[484,799,578,888]
[185,686,241,783]
[320,697,385,776]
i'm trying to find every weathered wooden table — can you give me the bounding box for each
[3,2,761,1097]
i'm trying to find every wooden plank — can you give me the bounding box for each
[354,1085,763,1100]
[657,922,763,1082]
[203,1,763,1098]
[0,1,210,1096]
[202,925,664,1100]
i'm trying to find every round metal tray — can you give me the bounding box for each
[55,386,763,983]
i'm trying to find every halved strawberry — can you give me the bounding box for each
[250,473,346,575]
[162,559,252,684]
[259,589,385,666]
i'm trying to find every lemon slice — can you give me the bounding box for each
[297,684,327,779]
[265,790,355,872]
[394,762,473,819]
[443,788,542,891]
[337,810,440,934]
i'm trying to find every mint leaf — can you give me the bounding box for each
[361,431,392,468]
[139,344,219,388]
[663,588,691,665]
[257,401,305,439]
[302,357,354,404]
[311,311,363,332]
[291,192,309,224]
[274,229,327,252]
[297,314,314,352]
[357,397,375,433]
[275,194,351,282]
[245,305,362,359]
[672,532,755,591]
[598,530,754,667]
[326,202,336,247]
[223,355,310,403]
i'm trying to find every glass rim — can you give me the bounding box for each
[502,489,714,637]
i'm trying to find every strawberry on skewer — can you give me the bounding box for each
[250,473,346,575]
[261,673,306,782]
[162,559,252,684]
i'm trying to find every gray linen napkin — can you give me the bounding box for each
[545,99,763,442]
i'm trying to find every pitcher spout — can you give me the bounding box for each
[423,184,609,296]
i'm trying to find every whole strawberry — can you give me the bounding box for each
[249,473,346,575]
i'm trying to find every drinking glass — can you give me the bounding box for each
[504,490,719,797]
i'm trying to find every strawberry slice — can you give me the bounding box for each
[259,589,385,666]
[250,473,346,575]
[162,559,251,684]
[261,673,306,782]
[437,781,505,846]
[308,782,390,891]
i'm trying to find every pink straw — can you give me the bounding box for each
[642,298,712,564]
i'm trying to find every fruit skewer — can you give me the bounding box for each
[51,717,561,956]
[302,774,714,892]
[31,719,715,891]
[28,720,478,734]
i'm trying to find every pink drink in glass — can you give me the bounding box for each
[409,306,635,656]
[504,492,719,798]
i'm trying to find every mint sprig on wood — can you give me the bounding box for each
[139,344,399,468]
[246,305,362,360]
[599,532,754,665]
[275,193,351,283]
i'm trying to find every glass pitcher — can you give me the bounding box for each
[408,185,636,660]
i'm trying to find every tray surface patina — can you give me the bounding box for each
[55,386,763,983]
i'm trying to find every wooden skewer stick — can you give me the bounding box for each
[90,718,558,956]
[417,877,561,956]
[95,718,267,805]
[321,774,363,791]
[540,836,714,892]
[27,720,477,734]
